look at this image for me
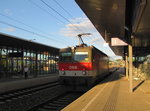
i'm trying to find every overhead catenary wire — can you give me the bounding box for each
[41,0,93,45]
[31,0,111,54]
[0,13,73,45]
[40,0,85,34]
[53,0,74,18]
[0,13,38,32]
[29,0,96,46]
[0,21,69,46]
[53,0,92,33]
[28,0,66,25]
[28,0,76,45]
[53,0,91,42]
[53,0,97,44]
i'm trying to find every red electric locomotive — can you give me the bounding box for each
[58,45,109,86]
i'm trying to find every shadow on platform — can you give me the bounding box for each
[96,67,125,85]
[133,80,145,92]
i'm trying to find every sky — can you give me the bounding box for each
[0,0,121,59]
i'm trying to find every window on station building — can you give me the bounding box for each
[0,45,58,79]
[146,55,150,63]
[2,48,7,58]
[26,51,30,59]
[37,53,41,60]
[139,57,145,62]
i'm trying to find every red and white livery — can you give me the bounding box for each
[58,45,109,86]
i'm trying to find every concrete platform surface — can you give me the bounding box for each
[0,74,59,94]
[62,69,150,111]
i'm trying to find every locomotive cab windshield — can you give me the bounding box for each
[60,51,89,62]
[60,52,72,62]
[74,52,89,62]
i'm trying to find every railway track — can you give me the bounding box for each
[0,70,117,111]
[0,81,67,111]
[29,92,84,111]
[0,81,59,102]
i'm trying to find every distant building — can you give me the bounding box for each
[0,33,59,79]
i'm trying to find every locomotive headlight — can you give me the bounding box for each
[62,71,65,75]
[82,71,86,75]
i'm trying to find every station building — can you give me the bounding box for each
[0,33,59,80]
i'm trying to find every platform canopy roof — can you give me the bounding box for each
[0,33,59,54]
[75,0,150,57]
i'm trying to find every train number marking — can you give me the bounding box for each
[69,66,77,69]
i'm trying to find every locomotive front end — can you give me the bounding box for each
[58,47,94,86]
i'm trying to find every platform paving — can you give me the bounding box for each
[0,74,59,94]
[62,69,150,111]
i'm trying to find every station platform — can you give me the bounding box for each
[0,73,59,94]
[62,68,150,111]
